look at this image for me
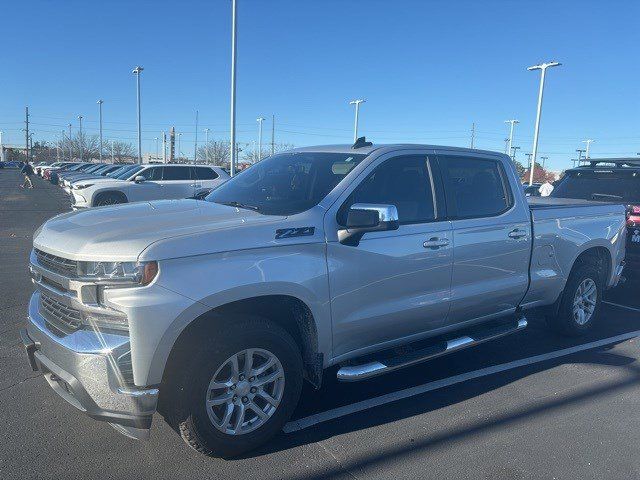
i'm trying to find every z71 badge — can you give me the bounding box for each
[275,227,315,239]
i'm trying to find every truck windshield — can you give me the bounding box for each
[551,170,640,203]
[206,152,366,215]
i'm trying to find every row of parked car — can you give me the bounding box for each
[32,161,230,208]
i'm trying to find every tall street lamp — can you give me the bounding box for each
[583,139,594,159]
[349,99,365,143]
[78,115,83,161]
[204,128,210,163]
[132,66,144,164]
[155,137,159,160]
[97,100,104,162]
[229,0,238,175]
[527,61,561,185]
[256,117,265,161]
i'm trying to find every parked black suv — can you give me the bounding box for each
[551,158,640,273]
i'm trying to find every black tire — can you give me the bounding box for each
[546,262,603,336]
[94,192,126,207]
[164,317,303,458]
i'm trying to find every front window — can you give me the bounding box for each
[206,152,366,215]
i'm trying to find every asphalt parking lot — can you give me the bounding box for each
[1,169,639,480]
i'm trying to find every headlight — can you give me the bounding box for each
[78,260,158,285]
[73,183,93,189]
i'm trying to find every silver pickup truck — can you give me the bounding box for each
[21,143,626,457]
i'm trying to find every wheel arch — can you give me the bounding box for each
[160,294,323,393]
[92,189,128,206]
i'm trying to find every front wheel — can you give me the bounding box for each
[166,318,303,458]
[547,263,603,336]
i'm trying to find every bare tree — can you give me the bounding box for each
[196,141,230,166]
[241,142,295,164]
[109,141,136,163]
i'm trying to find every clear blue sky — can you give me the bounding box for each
[1,0,639,170]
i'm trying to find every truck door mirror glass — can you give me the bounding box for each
[338,203,399,246]
[134,175,146,183]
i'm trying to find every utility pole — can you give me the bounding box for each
[78,115,83,161]
[68,123,72,160]
[510,145,520,161]
[256,116,265,161]
[583,139,594,159]
[155,137,159,160]
[97,100,104,162]
[229,0,238,176]
[349,99,365,142]
[271,114,275,156]
[132,66,144,164]
[575,148,586,165]
[540,156,549,171]
[470,122,475,149]
[25,107,30,161]
[204,128,210,163]
[525,153,533,174]
[194,110,199,164]
[178,133,182,161]
[527,61,561,185]
[504,119,519,155]
[504,138,510,154]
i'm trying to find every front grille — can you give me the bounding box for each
[39,293,83,335]
[35,249,78,278]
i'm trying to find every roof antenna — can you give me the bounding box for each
[352,136,372,149]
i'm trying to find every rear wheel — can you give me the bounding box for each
[547,263,603,336]
[164,317,303,458]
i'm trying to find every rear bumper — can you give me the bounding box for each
[22,291,158,440]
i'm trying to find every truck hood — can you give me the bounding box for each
[33,199,290,261]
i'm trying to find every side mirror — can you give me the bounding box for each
[134,175,146,183]
[338,203,399,246]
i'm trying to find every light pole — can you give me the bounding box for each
[256,117,265,161]
[349,99,365,142]
[527,61,561,185]
[204,128,210,163]
[78,115,83,161]
[68,123,72,160]
[132,66,144,164]
[229,0,238,176]
[583,139,594,159]
[178,133,182,161]
[97,100,104,162]
[155,137,159,160]
[504,119,519,156]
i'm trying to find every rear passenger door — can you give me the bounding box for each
[437,153,531,326]
[159,166,194,199]
[193,166,223,195]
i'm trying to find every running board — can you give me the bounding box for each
[337,318,528,382]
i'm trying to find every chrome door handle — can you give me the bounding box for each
[189,183,202,187]
[508,229,527,239]
[423,237,450,249]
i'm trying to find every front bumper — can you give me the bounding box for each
[22,291,159,439]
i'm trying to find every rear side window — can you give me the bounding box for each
[552,171,640,203]
[339,155,436,225]
[194,167,218,180]
[439,156,512,219]
[162,166,190,180]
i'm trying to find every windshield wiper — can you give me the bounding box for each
[219,201,261,212]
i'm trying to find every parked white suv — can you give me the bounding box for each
[71,164,229,208]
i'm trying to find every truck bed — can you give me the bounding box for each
[527,196,612,209]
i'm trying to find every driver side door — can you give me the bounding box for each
[127,166,164,202]
[325,152,453,360]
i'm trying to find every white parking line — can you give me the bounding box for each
[283,330,640,434]
[603,301,640,313]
